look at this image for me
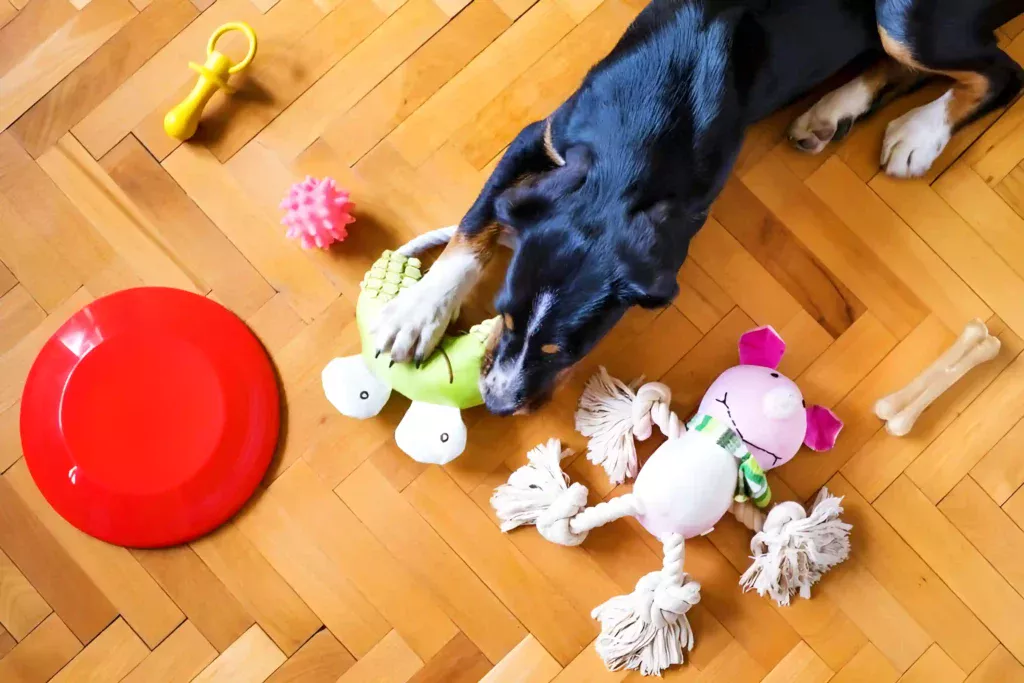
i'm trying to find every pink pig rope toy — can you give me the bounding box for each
[491,326,852,676]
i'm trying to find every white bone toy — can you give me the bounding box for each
[875,319,1000,436]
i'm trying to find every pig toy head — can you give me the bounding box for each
[698,326,842,471]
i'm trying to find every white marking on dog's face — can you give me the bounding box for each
[881,90,952,178]
[482,291,555,415]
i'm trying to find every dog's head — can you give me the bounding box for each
[479,148,697,416]
[479,8,767,415]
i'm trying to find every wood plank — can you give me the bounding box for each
[971,416,1024,505]
[876,476,1024,663]
[386,0,576,167]
[0,474,115,644]
[263,629,355,683]
[267,460,458,660]
[254,0,449,162]
[0,285,45,356]
[50,618,148,683]
[6,460,184,648]
[9,0,197,157]
[191,625,287,683]
[406,632,493,683]
[121,621,218,683]
[760,642,832,683]
[323,0,511,165]
[235,485,389,658]
[190,523,322,656]
[688,217,803,330]
[818,560,931,673]
[0,0,137,130]
[404,467,592,665]
[869,173,1024,337]
[712,175,864,338]
[965,646,1024,683]
[933,162,1024,283]
[939,477,1024,597]
[133,544,254,652]
[741,150,926,339]
[906,349,1024,502]
[336,630,424,683]
[162,144,340,322]
[897,645,965,683]
[0,614,81,683]
[37,134,201,294]
[337,463,526,663]
[827,476,996,673]
[805,157,990,332]
[102,135,274,318]
[827,644,899,683]
[479,635,561,683]
[0,547,51,640]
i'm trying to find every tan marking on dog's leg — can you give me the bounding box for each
[790,59,909,153]
[879,25,993,126]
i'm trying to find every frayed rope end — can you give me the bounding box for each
[739,488,851,607]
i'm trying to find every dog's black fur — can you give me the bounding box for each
[458,0,1022,414]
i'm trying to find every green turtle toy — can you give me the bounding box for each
[321,228,498,465]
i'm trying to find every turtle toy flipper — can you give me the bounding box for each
[322,356,391,419]
[321,227,499,465]
[396,402,467,465]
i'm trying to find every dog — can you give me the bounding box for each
[374,0,1024,416]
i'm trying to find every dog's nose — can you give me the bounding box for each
[484,393,522,417]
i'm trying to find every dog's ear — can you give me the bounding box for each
[616,200,683,309]
[495,146,592,228]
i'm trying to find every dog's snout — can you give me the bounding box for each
[763,386,802,420]
[481,362,526,416]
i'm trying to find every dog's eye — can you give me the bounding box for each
[770,372,779,378]
[503,313,514,330]
[541,344,560,355]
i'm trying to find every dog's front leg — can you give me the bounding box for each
[374,120,551,364]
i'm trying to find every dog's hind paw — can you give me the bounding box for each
[789,76,876,154]
[881,91,952,178]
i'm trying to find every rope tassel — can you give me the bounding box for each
[490,439,640,546]
[592,533,701,676]
[739,488,852,606]
[575,367,682,485]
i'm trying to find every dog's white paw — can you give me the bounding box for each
[373,252,479,363]
[790,77,876,154]
[882,91,952,178]
[373,281,458,363]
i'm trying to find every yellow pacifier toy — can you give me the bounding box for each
[164,22,257,141]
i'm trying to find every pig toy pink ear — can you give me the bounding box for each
[805,405,843,451]
[738,326,786,369]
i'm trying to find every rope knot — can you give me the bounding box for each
[536,482,590,546]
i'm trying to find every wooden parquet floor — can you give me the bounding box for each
[2,0,1024,680]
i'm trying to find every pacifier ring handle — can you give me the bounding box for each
[208,22,257,74]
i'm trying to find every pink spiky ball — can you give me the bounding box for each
[280,176,355,249]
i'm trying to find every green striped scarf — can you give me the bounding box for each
[687,414,771,508]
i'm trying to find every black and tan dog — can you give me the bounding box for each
[374,0,1024,416]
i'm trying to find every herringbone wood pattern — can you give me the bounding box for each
[2,0,1024,680]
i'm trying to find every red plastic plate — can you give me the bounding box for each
[21,288,280,548]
